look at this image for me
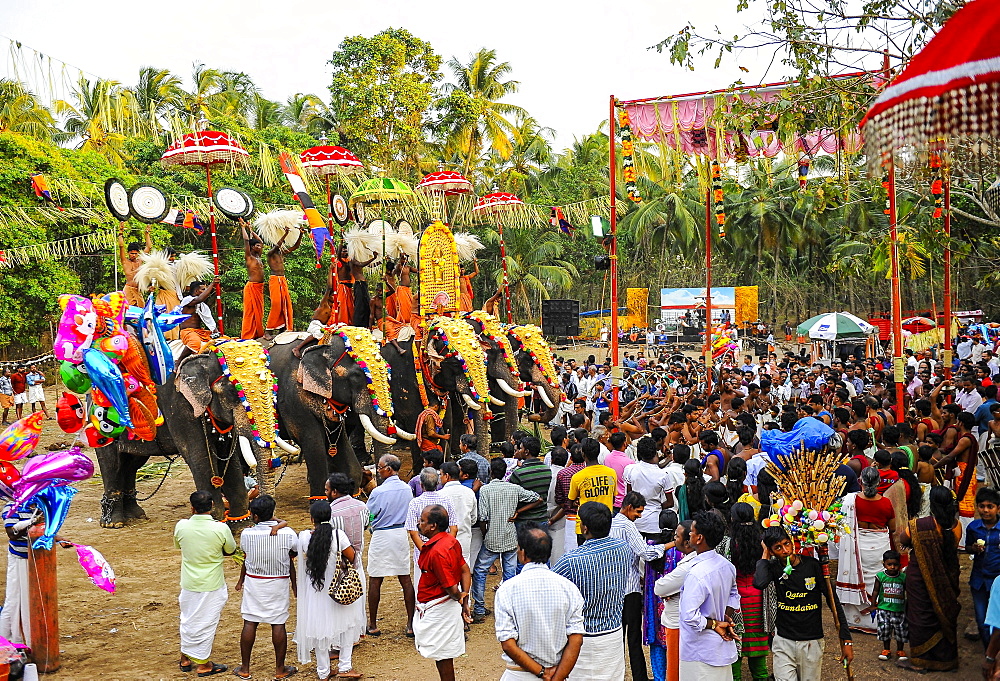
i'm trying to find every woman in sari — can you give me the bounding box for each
[897,486,961,672]
[727,502,771,681]
[836,467,895,634]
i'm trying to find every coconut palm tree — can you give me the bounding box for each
[438,48,528,177]
[0,79,57,140]
[130,67,184,136]
[54,77,133,165]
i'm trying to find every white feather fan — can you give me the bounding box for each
[343,226,375,262]
[136,250,176,292]
[253,210,304,247]
[454,232,485,262]
[174,251,214,291]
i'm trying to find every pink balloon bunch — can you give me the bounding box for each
[5,446,94,518]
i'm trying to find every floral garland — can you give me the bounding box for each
[209,339,279,450]
[711,161,726,238]
[618,109,642,203]
[327,324,394,423]
[929,149,944,220]
[463,310,520,377]
[429,316,490,408]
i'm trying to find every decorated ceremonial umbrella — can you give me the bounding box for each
[796,312,875,341]
[417,167,473,224]
[472,191,526,324]
[300,138,364,230]
[901,316,937,333]
[160,125,249,333]
[861,0,1000,399]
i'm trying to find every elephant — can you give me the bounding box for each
[96,345,295,528]
[381,329,491,472]
[268,332,399,499]
[507,325,562,426]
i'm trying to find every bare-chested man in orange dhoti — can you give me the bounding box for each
[264,227,300,338]
[240,224,266,340]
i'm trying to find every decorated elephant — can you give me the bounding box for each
[462,311,534,446]
[507,324,563,424]
[382,316,492,470]
[96,340,296,528]
[268,326,400,498]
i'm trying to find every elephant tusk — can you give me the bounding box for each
[489,395,506,407]
[462,394,482,411]
[394,424,417,441]
[536,385,556,409]
[360,413,396,445]
[497,378,525,397]
[274,434,300,455]
[239,436,256,469]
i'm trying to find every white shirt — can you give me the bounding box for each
[973,344,985,364]
[547,464,565,516]
[439,480,477,562]
[745,452,772,488]
[622,461,676,534]
[609,513,665,594]
[654,550,698,628]
[958,340,973,360]
[663,462,686,513]
[956,388,984,414]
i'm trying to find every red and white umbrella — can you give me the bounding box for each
[161,129,250,334]
[861,0,1000,165]
[416,170,473,196]
[300,144,364,231]
[472,191,526,323]
[901,316,937,333]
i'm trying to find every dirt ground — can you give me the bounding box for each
[3,363,988,680]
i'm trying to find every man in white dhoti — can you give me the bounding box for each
[1,504,35,646]
[439,461,478,564]
[233,494,298,680]
[174,491,237,677]
[413,505,472,681]
[365,455,417,636]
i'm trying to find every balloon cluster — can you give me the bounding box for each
[761,497,849,546]
[0,417,95,549]
[53,292,186,447]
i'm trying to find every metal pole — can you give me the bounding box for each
[943,170,953,379]
[887,161,905,422]
[610,95,620,417]
[205,164,225,334]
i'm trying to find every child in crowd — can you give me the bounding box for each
[873,449,899,493]
[862,550,908,662]
[967,487,1000,648]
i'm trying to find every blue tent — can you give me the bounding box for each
[760,418,835,465]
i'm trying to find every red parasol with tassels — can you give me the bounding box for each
[300,139,364,231]
[161,125,249,333]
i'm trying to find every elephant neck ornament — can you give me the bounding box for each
[463,310,520,378]
[323,325,395,428]
[509,324,562,395]
[427,316,491,415]
[206,340,279,451]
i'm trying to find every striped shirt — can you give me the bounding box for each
[329,495,370,555]
[4,505,33,559]
[609,513,665,594]
[553,464,585,515]
[405,490,458,545]
[508,458,552,522]
[553,535,632,634]
[459,450,491,485]
[478,480,541,553]
[239,521,297,577]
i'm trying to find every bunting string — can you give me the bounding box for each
[0,229,116,268]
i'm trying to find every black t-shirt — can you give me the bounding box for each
[754,555,850,642]
[835,463,860,494]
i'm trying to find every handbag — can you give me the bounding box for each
[328,531,364,605]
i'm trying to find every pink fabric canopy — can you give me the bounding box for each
[624,89,862,160]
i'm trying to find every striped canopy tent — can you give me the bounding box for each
[797,312,876,340]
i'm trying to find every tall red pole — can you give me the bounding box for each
[704,182,714,385]
[887,162,905,422]
[205,164,225,334]
[498,218,513,324]
[27,525,59,672]
[943,170,953,379]
[610,95,620,417]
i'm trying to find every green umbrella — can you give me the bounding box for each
[348,177,416,207]
[796,312,876,340]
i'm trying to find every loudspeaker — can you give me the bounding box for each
[594,254,611,270]
[542,299,581,337]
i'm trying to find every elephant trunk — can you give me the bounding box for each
[527,366,560,424]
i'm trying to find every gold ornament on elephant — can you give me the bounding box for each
[207,339,279,450]
[327,324,394,419]
[465,310,520,377]
[428,316,491,410]
[509,324,560,391]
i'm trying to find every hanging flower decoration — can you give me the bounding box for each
[711,161,726,238]
[209,340,279,450]
[929,148,944,220]
[797,158,811,191]
[618,109,642,203]
[327,324,394,422]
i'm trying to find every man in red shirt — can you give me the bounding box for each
[413,505,471,681]
[9,368,27,421]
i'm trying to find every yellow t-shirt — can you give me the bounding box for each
[568,464,618,534]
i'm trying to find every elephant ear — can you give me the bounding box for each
[300,345,334,399]
[175,354,218,418]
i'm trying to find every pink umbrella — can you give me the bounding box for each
[161,127,249,333]
[472,191,525,323]
[300,141,364,231]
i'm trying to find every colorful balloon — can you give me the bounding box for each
[0,412,43,462]
[7,446,95,516]
[83,424,114,449]
[96,334,128,362]
[81,348,132,428]
[56,392,85,434]
[120,332,154,387]
[139,294,174,384]
[128,388,158,441]
[59,361,91,394]
[0,461,19,499]
[54,295,99,363]
[89,404,126,439]
[30,485,78,550]
[72,543,116,594]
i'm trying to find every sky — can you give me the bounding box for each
[0,0,772,151]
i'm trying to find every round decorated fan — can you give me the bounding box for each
[395,219,413,235]
[331,194,350,226]
[213,187,254,220]
[353,202,366,225]
[104,178,131,222]
[128,184,170,224]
